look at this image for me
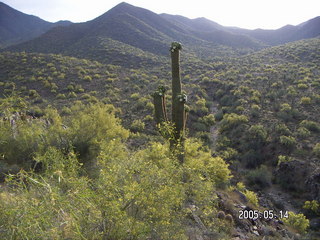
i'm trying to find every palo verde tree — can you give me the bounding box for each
[153,42,188,163]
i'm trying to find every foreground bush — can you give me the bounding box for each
[0,102,232,239]
[283,211,310,234]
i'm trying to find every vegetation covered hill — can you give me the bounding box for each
[231,16,320,45]
[5,2,319,68]
[0,2,71,48]
[1,38,320,236]
[1,2,320,239]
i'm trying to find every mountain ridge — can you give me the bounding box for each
[0,2,72,48]
[3,2,320,66]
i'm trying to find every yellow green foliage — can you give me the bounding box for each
[235,182,258,206]
[313,143,320,157]
[0,102,232,239]
[283,212,309,234]
[185,139,231,186]
[303,200,319,214]
[243,190,259,206]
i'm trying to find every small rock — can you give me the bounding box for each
[253,230,260,236]
[234,189,248,203]
[277,220,284,225]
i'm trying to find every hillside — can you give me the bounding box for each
[4,2,320,68]
[1,38,320,239]
[1,2,320,239]
[0,2,71,48]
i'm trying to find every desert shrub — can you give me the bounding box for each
[200,114,216,126]
[130,92,140,100]
[0,119,46,165]
[67,91,77,98]
[219,113,248,132]
[295,127,311,138]
[277,155,293,166]
[235,182,258,206]
[297,83,308,89]
[248,124,267,143]
[250,104,261,117]
[312,143,320,157]
[300,97,312,105]
[303,200,319,215]
[279,135,296,150]
[67,84,74,91]
[194,98,209,114]
[214,110,224,121]
[0,137,232,239]
[241,149,263,168]
[129,119,145,133]
[275,123,291,136]
[246,165,271,189]
[61,106,72,115]
[65,103,129,163]
[56,93,66,99]
[300,120,320,132]
[283,212,309,234]
[83,75,92,82]
[28,89,40,99]
[244,190,259,206]
[184,139,231,187]
[280,103,292,112]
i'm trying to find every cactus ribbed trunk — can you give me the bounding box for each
[171,49,184,136]
[153,94,167,125]
[171,46,185,163]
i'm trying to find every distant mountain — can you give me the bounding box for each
[3,2,320,66]
[0,2,72,48]
[230,16,320,45]
[4,2,264,65]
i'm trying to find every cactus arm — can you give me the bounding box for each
[153,93,167,125]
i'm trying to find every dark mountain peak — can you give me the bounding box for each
[53,20,73,26]
[0,1,74,48]
[113,2,133,8]
[161,14,224,32]
[0,1,10,8]
[299,16,320,27]
[101,1,138,16]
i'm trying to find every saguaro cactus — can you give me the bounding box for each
[153,42,187,163]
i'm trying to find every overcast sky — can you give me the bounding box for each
[2,0,320,29]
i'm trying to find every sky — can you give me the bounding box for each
[2,0,320,30]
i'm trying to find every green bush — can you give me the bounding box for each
[200,114,216,126]
[129,119,145,133]
[303,200,319,214]
[277,155,293,166]
[279,135,296,150]
[300,120,320,132]
[220,113,248,132]
[56,93,66,99]
[300,97,312,105]
[313,143,320,157]
[0,137,232,239]
[246,165,271,189]
[244,190,259,206]
[83,75,92,82]
[283,212,309,234]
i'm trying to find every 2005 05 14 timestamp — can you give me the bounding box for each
[238,210,289,220]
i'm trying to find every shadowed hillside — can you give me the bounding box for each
[0,2,71,48]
